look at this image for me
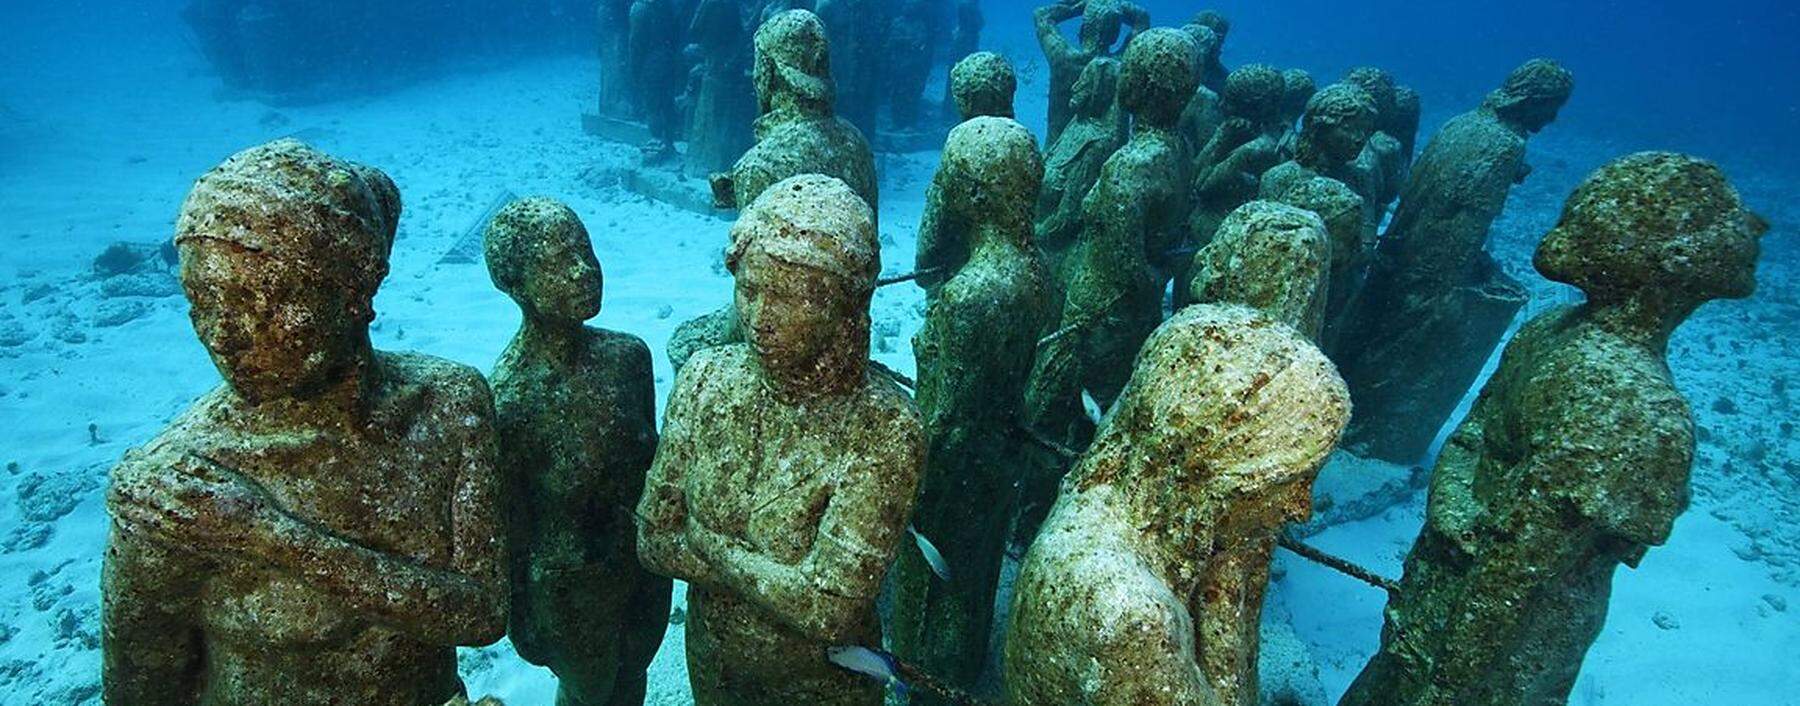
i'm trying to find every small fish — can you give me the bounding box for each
[826,645,910,698]
[1081,389,1104,426]
[908,525,951,581]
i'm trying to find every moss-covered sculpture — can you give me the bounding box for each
[637,175,925,706]
[1340,152,1765,706]
[684,0,756,178]
[815,0,885,137]
[1034,0,1150,145]
[940,0,988,123]
[950,51,1017,121]
[1187,200,1330,340]
[1266,175,1370,350]
[596,0,635,119]
[1259,82,1376,202]
[1334,59,1573,462]
[1189,10,1231,92]
[1342,67,1412,218]
[484,198,670,706]
[885,0,945,130]
[712,10,878,215]
[1017,28,1198,543]
[1033,57,1126,270]
[1279,68,1316,136]
[892,118,1050,704]
[102,140,506,704]
[1005,303,1350,706]
[1174,25,1223,160]
[626,0,682,162]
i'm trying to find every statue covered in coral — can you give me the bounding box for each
[1333,59,1573,463]
[484,198,670,706]
[1340,152,1765,706]
[1005,303,1350,706]
[627,0,682,162]
[102,140,507,704]
[637,175,925,706]
[1259,82,1377,202]
[1033,56,1126,270]
[892,118,1050,705]
[1034,0,1150,145]
[683,0,756,178]
[885,0,946,131]
[949,51,1017,122]
[1187,200,1331,340]
[1177,64,1291,306]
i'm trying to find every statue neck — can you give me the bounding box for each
[243,341,381,428]
[515,315,587,362]
[1579,293,1697,354]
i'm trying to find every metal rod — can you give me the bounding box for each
[876,266,943,287]
[1017,425,1083,461]
[1277,532,1401,598]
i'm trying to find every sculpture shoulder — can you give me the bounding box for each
[1416,110,1525,173]
[585,326,655,372]
[376,350,497,429]
[672,344,757,406]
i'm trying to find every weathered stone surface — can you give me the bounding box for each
[103,140,506,704]
[637,175,923,706]
[1034,0,1149,146]
[949,51,1017,122]
[1005,303,1350,706]
[1341,152,1766,706]
[484,197,669,706]
[1188,201,1331,340]
[1033,57,1126,271]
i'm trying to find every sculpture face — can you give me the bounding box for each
[735,252,857,386]
[1077,0,1125,54]
[1490,58,1574,134]
[1302,84,1377,164]
[486,198,604,323]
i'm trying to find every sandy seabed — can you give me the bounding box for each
[0,34,1796,706]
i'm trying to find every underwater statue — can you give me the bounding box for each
[102,139,506,704]
[892,117,1050,704]
[484,198,670,706]
[711,9,876,214]
[683,0,756,178]
[1178,63,1291,306]
[1339,151,1766,706]
[1034,0,1150,145]
[1189,10,1231,92]
[1268,174,1370,349]
[1333,59,1574,463]
[1259,82,1377,203]
[1005,303,1350,706]
[637,174,925,706]
[949,51,1017,122]
[1033,56,1126,269]
[940,0,987,122]
[814,0,885,138]
[1017,27,1197,545]
[627,0,682,162]
[1342,66,1412,219]
[1174,24,1224,162]
[1188,200,1331,340]
[1275,68,1316,153]
[884,0,944,131]
[597,0,636,119]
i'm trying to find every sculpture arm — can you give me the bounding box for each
[634,363,716,584]
[913,180,959,288]
[1034,3,1079,59]
[1121,2,1152,34]
[101,511,204,706]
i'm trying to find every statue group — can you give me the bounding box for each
[101,4,1765,706]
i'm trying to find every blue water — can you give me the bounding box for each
[0,1,1795,704]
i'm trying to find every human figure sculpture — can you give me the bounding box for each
[596,0,636,119]
[484,198,670,706]
[1189,10,1231,92]
[1174,25,1224,159]
[637,174,925,706]
[1259,82,1377,203]
[1173,64,1289,308]
[1340,152,1765,706]
[1391,85,1422,164]
[1018,28,1197,544]
[1034,0,1150,145]
[684,0,756,178]
[949,51,1017,122]
[939,0,987,123]
[885,0,944,131]
[1033,57,1126,271]
[1005,303,1351,706]
[627,0,682,162]
[1266,174,1370,350]
[815,0,885,137]
[892,118,1050,704]
[102,139,507,704]
[1334,59,1574,463]
[1275,68,1316,155]
[1187,200,1331,340]
[1343,67,1411,218]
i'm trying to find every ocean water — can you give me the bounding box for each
[0,0,1795,704]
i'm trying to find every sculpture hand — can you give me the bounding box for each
[108,453,276,560]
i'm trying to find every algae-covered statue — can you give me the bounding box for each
[1333,59,1573,463]
[1269,174,1369,349]
[1340,152,1765,706]
[637,175,925,706]
[1034,0,1150,145]
[1187,200,1331,340]
[1033,56,1126,268]
[683,0,756,178]
[1174,24,1223,159]
[1341,66,1411,217]
[711,9,877,214]
[1181,64,1291,295]
[949,51,1017,122]
[1259,82,1377,202]
[484,198,669,706]
[940,0,988,123]
[627,0,682,162]
[884,0,944,131]
[1005,303,1350,706]
[103,140,506,704]
[893,118,1050,704]
[1189,10,1231,93]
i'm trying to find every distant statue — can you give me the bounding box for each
[1188,200,1331,340]
[1266,174,1370,349]
[940,0,988,122]
[1275,68,1316,154]
[1178,64,1291,307]
[1259,82,1377,201]
[1333,59,1574,463]
[637,175,925,706]
[1018,28,1197,544]
[683,0,756,178]
[484,198,670,706]
[103,140,506,704]
[949,51,1017,122]
[1034,0,1150,145]
[1005,303,1350,706]
[1189,10,1231,92]
[1174,24,1224,160]
[596,0,636,119]
[1033,56,1126,271]
[627,0,682,163]
[1342,66,1411,220]
[885,0,944,131]
[892,118,1050,704]
[1340,152,1766,706]
[814,0,885,137]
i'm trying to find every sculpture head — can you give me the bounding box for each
[1221,64,1287,128]
[1181,25,1221,72]
[1076,0,1126,55]
[1189,10,1230,44]
[1279,68,1316,125]
[1484,58,1573,134]
[1069,56,1122,118]
[753,10,835,118]
[1297,83,1377,167]
[174,139,398,405]
[950,52,1018,121]
[1188,201,1331,340]
[726,175,878,395]
[936,117,1044,239]
[1117,28,1200,129]
[1342,66,1399,125]
[1535,152,1765,312]
[1392,84,1422,147]
[484,197,603,325]
[1075,304,1348,542]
